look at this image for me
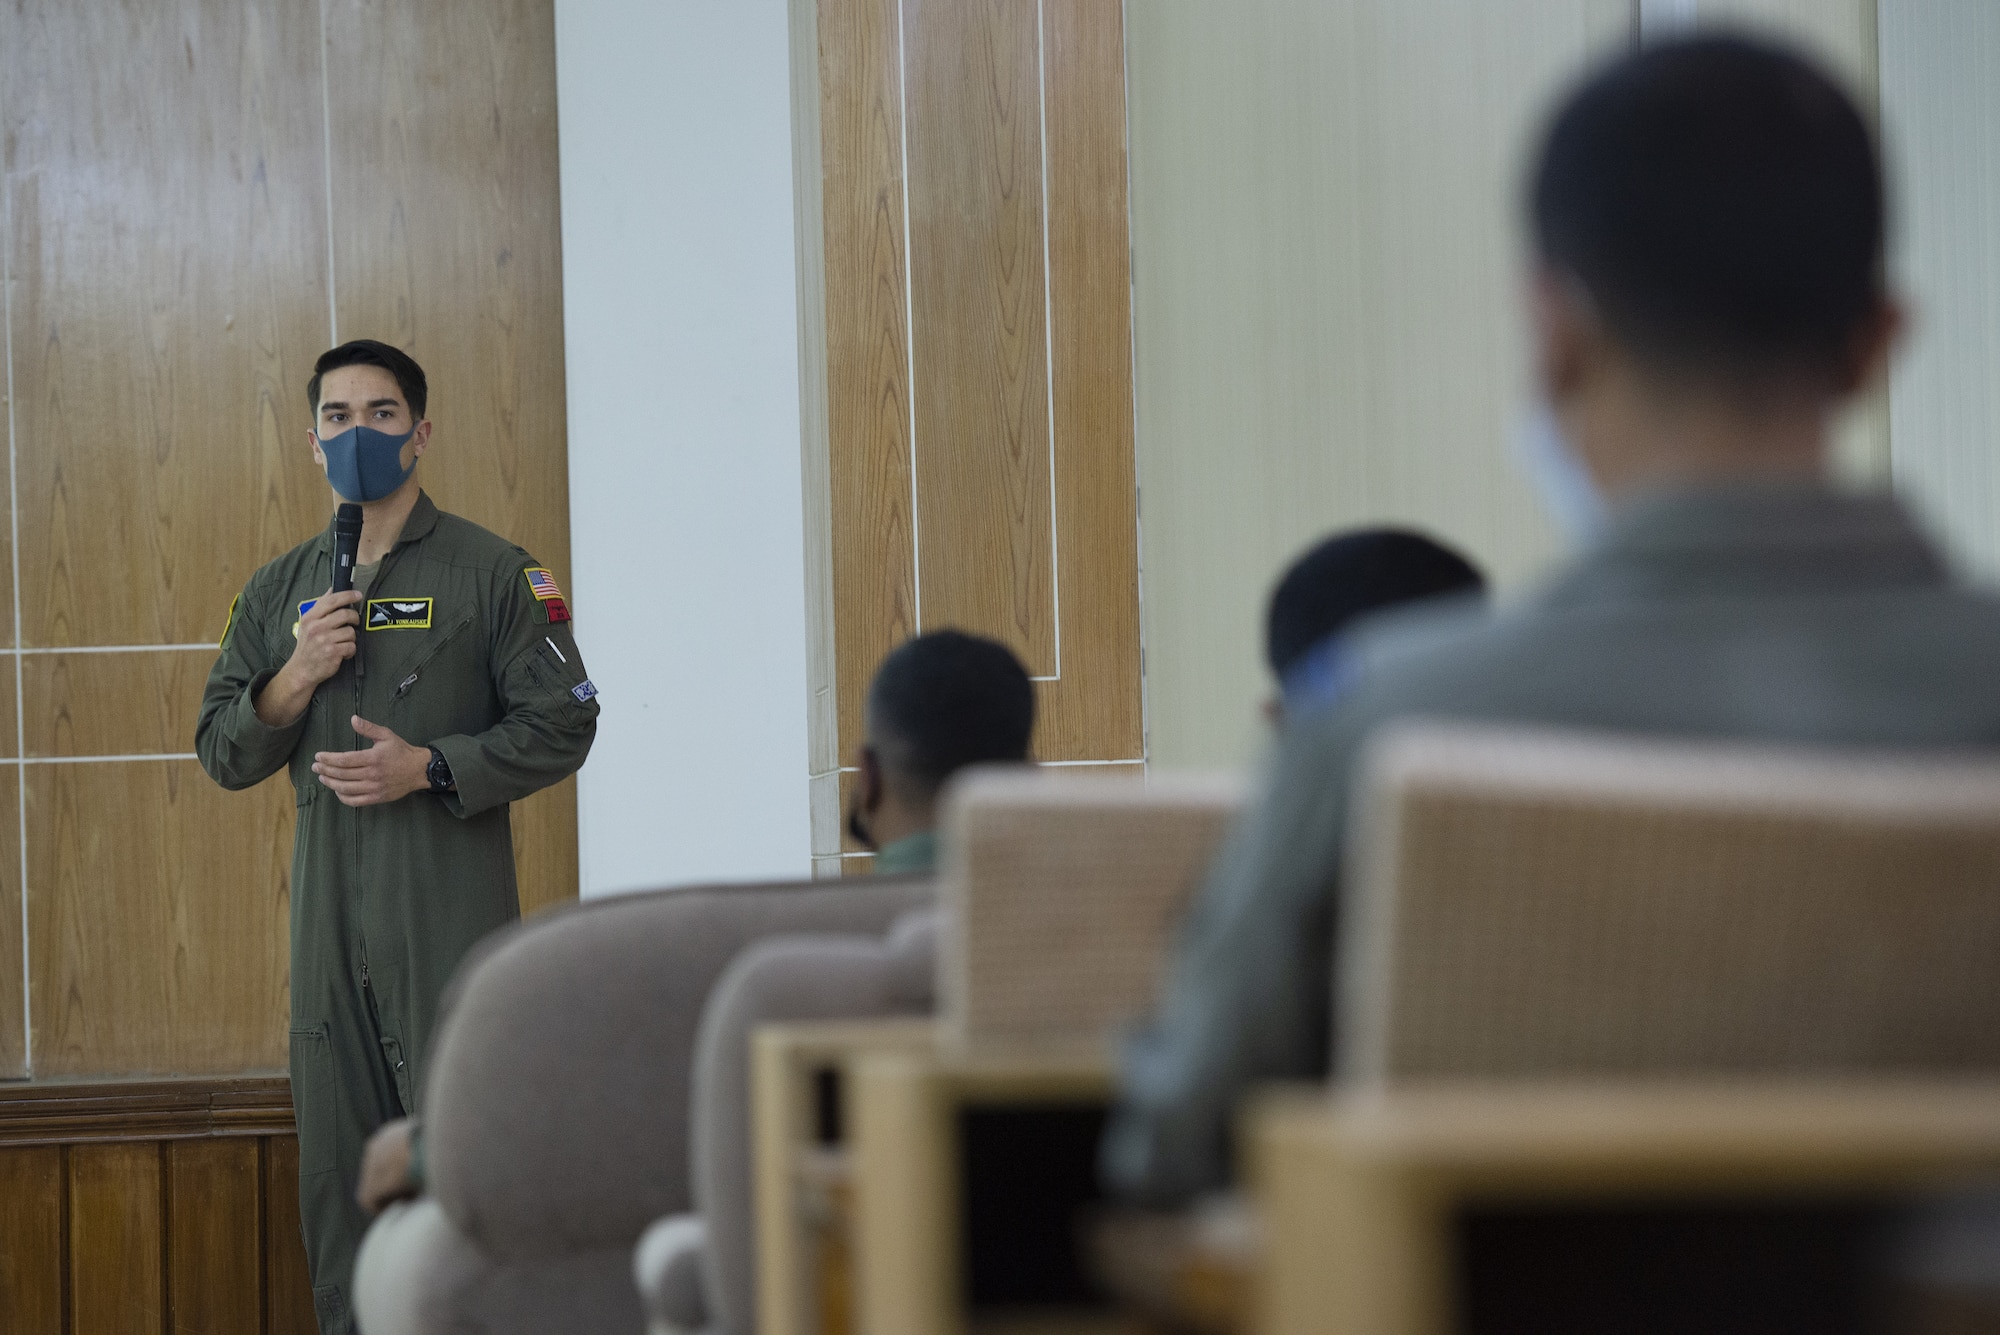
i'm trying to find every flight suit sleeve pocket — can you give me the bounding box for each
[288,1025,338,1176]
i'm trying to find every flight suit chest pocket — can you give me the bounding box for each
[386,613,477,722]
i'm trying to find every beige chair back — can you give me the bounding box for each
[938,767,1243,1058]
[1341,723,2000,1082]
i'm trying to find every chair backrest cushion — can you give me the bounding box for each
[939,768,1243,1057]
[690,907,940,1335]
[1341,723,2000,1081]
[423,874,932,1261]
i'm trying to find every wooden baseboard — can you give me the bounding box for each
[0,1074,294,1145]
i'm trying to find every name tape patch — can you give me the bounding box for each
[366,597,434,630]
[572,679,598,703]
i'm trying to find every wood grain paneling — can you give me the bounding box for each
[805,0,1146,856]
[30,762,291,1076]
[817,0,921,763]
[0,0,334,649]
[322,0,579,912]
[0,766,19,1077]
[265,1133,319,1335]
[23,650,211,758]
[169,1138,262,1334]
[904,0,1058,675]
[1034,0,1143,762]
[0,1082,311,1333]
[0,1145,63,1332]
[69,1142,164,1335]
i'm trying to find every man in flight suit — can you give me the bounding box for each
[196,339,599,1333]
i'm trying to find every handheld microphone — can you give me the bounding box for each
[331,503,363,595]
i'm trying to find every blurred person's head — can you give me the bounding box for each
[1524,34,1898,528]
[1264,529,1486,725]
[845,630,1036,852]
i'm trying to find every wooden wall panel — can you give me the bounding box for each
[30,762,291,1076]
[1036,0,1144,761]
[804,0,1146,860]
[1,0,333,649]
[22,650,209,758]
[0,1145,62,1331]
[0,766,20,1078]
[817,0,920,764]
[323,0,580,913]
[905,0,1059,675]
[1,0,575,1078]
[169,1138,262,1334]
[0,1082,313,1333]
[69,1142,164,1335]
[265,1134,320,1335]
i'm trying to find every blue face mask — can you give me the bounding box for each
[1278,633,1358,721]
[1513,403,1608,546]
[318,425,416,503]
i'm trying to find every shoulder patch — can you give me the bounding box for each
[523,567,565,602]
[219,594,240,649]
[571,679,598,703]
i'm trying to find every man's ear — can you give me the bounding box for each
[858,745,884,813]
[410,419,432,457]
[1836,295,1907,398]
[1530,266,1598,404]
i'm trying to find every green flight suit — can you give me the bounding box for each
[195,491,598,1333]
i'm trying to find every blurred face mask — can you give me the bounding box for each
[318,425,416,503]
[1514,403,1607,545]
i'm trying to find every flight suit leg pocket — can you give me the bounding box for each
[289,1024,338,1176]
[379,1033,414,1114]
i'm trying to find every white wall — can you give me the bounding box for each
[555,0,812,894]
[1880,0,2000,577]
[1125,0,1627,770]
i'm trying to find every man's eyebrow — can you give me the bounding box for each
[365,397,401,409]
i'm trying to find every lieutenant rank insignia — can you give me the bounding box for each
[522,566,572,624]
[366,597,434,630]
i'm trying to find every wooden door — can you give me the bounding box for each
[794,0,1146,873]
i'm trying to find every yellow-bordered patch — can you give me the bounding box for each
[523,567,564,602]
[366,597,434,631]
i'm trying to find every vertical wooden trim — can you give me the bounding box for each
[793,0,841,784]
[256,1136,270,1335]
[159,1142,173,1335]
[60,1143,72,1335]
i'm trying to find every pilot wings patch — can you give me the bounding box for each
[365,597,434,630]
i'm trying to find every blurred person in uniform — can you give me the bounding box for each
[1261,528,1486,726]
[1104,35,2000,1205]
[196,339,600,1332]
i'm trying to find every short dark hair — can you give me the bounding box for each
[866,630,1035,797]
[1530,34,1884,381]
[1265,528,1485,678]
[307,340,429,420]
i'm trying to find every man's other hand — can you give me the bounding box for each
[358,1118,420,1214]
[313,716,431,806]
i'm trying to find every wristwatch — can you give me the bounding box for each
[426,745,455,794]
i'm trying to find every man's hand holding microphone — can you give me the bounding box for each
[250,503,434,806]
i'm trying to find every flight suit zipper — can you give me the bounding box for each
[393,614,477,700]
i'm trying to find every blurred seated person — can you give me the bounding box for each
[844,629,1036,874]
[1263,529,1485,726]
[1103,34,2000,1207]
[638,630,1034,1335]
[355,630,1034,1216]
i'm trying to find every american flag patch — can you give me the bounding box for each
[523,567,564,602]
